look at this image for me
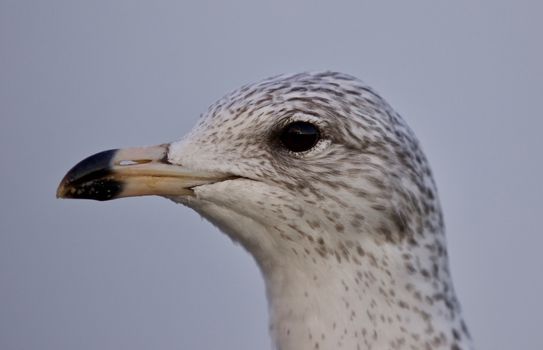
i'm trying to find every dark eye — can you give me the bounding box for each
[279,121,320,153]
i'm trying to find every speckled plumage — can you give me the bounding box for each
[166,72,473,350]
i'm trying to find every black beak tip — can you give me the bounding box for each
[57,149,124,201]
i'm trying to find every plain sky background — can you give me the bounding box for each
[1,1,542,349]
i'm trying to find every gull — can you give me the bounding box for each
[57,71,473,350]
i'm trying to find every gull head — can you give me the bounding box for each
[58,72,471,350]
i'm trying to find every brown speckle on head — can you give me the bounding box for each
[163,71,471,350]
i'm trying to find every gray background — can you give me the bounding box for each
[1,1,542,349]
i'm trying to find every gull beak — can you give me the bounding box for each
[57,144,231,201]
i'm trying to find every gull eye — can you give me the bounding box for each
[279,121,320,153]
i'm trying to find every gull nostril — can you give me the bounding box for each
[118,159,152,166]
